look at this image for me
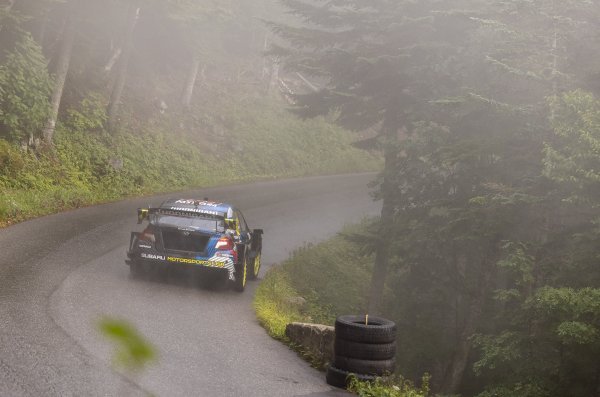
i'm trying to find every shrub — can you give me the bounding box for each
[0,33,52,143]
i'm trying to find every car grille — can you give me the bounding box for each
[161,229,210,253]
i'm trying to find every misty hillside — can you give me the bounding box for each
[1,1,599,397]
[0,0,380,225]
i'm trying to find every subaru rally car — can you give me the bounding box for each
[126,199,263,292]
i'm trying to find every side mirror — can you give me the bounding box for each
[240,231,251,243]
[137,208,149,224]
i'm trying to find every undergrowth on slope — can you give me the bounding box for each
[0,96,381,227]
[253,220,434,396]
[348,374,431,397]
[253,221,374,371]
[254,221,374,338]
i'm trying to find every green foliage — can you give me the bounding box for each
[471,332,522,374]
[98,317,156,373]
[254,222,431,379]
[534,287,600,317]
[254,221,374,336]
[253,268,304,339]
[65,93,108,132]
[476,383,550,397]
[0,139,25,180]
[533,287,600,346]
[0,33,52,143]
[545,91,600,203]
[0,95,379,226]
[348,374,431,397]
[555,321,598,345]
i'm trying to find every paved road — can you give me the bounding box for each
[0,174,380,396]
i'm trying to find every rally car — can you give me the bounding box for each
[126,199,263,292]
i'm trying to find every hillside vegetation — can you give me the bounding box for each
[254,222,433,396]
[0,94,380,226]
[254,222,373,340]
[0,0,380,227]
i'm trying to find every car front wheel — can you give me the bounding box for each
[248,251,261,280]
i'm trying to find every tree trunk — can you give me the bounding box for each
[441,259,493,393]
[296,72,319,92]
[181,54,200,109]
[107,1,140,132]
[0,0,16,35]
[36,12,48,47]
[262,33,270,79]
[200,65,206,84]
[268,58,280,96]
[4,0,15,11]
[367,120,400,314]
[103,47,122,73]
[367,198,393,314]
[41,1,75,145]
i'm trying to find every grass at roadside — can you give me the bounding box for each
[253,221,432,396]
[254,222,373,370]
[254,221,374,340]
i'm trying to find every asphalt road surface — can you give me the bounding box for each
[0,174,380,396]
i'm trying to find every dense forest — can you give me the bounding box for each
[0,0,278,146]
[2,0,600,396]
[0,0,379,225]
[272,1,600,396]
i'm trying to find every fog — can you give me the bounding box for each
[1,1,599,396]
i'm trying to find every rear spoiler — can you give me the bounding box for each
[137,207,225,224]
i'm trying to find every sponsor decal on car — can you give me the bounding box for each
[141,253,166,260]
[140,253,228,270]
[174,199,221,207]
[163,207,221,216]
[166,257,224,268]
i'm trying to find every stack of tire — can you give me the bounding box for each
[326,315,397,389]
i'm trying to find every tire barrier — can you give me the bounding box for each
[326,365,376,389]
[334,338,396,361]
[327,314,397,389]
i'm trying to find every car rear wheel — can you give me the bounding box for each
[233,256,247,292]
[248,251,261,280]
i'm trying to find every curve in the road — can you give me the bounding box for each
[0,174,380,396]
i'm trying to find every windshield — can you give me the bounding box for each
[155,215,224,233]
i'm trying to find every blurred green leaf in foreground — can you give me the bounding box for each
[98,317,156,373]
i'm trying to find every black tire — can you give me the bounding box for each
[334,338,396,360]
[326,365,375,389]
[334,355,395,376]
[233,255,247,292]
[248,250,261,280]
[335,315,396,344]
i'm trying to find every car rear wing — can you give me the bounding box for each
[137,207,225,224]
